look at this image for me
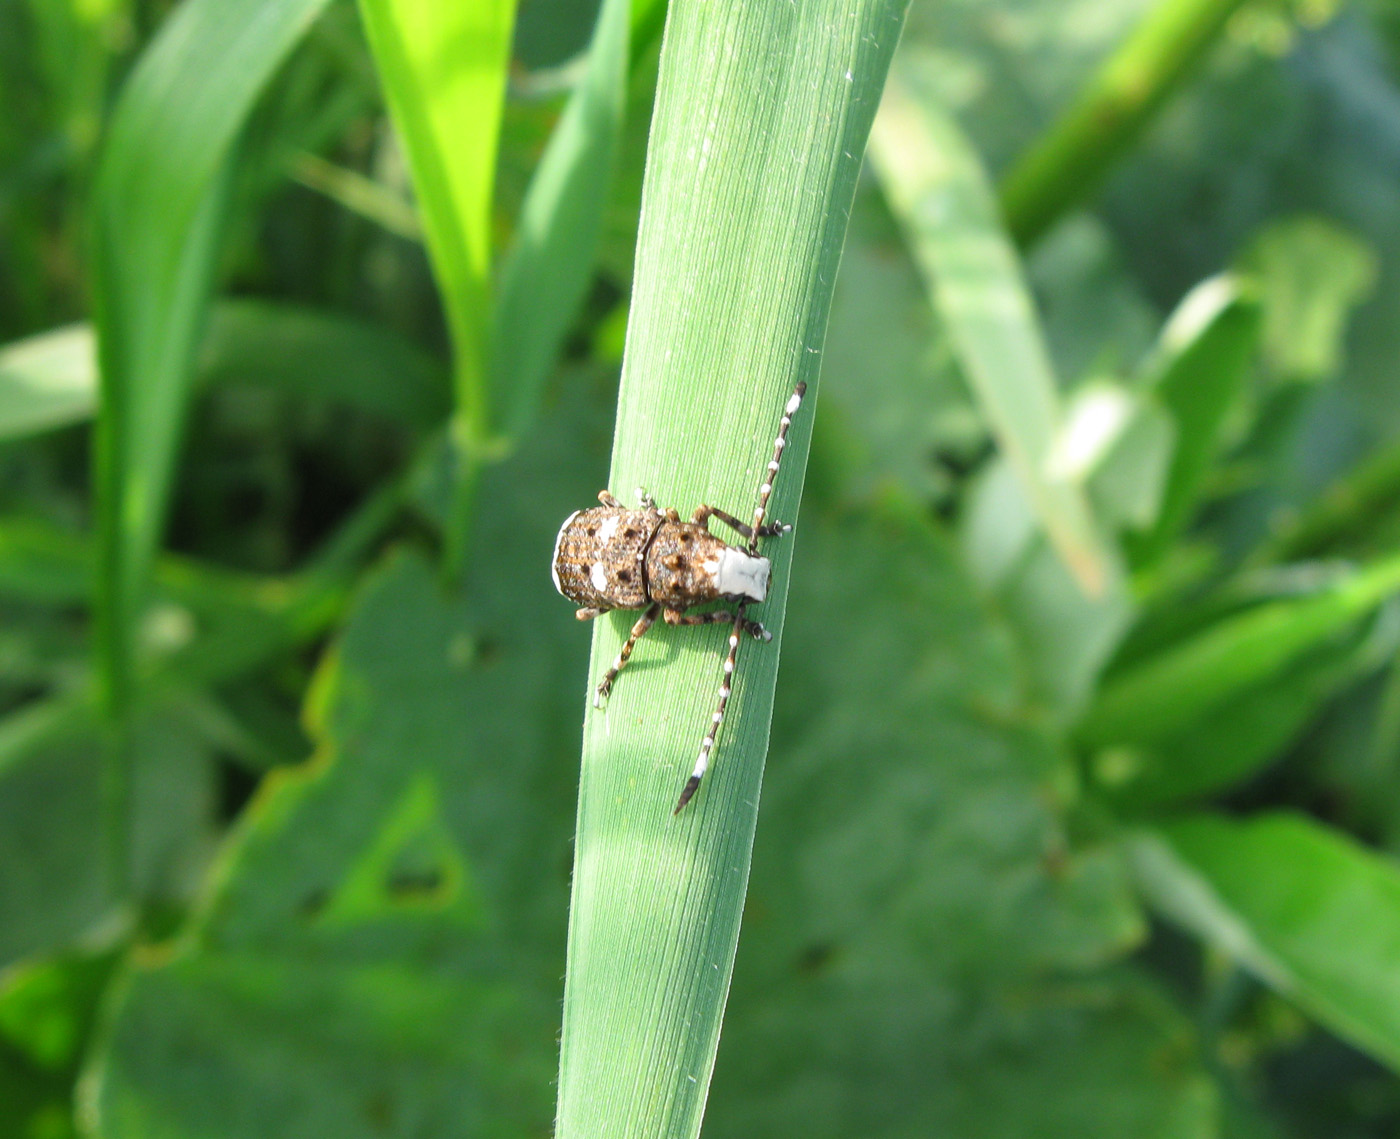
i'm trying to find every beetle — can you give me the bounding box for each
[551,381,806,812]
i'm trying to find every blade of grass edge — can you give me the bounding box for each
[556,2,909,1136]
[90,0,334,892]
[355,0,516,576]
[868,69,1116,598]
[496,0,629,439]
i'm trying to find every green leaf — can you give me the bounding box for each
[1080,551,1400,750]
[1096,607,1398,810]
[557,2,908,1135]
[496,0,630,438]
[1238,215,1378,384]
[198,300,449,430]
[355,0,516,567]
[0,323,95,438]
[0,302,448,443]
[1132,813,1400,1072]
[85,395,606,1137]
[868,69,1116,598]
[999,0,1254,248]
[1126,275,1260,569]
[708,491,1191,1136]
[91,0,334,713]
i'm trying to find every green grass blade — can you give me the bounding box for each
[999,0,1253,248]
[869,70,1115,597]
[355,0,516,570]
[556,2,908,1135]
[89,0,333,896]
[1132,813,1400,1071]
[496,0,629,438]
[90,0,333,716]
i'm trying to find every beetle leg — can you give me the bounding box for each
[595,603,661,707]
[636,487,656,509]
[692,504,790,541]
[598,490,623,508]
[575,607,604,620]
[663,608,770,641]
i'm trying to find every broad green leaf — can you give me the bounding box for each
[1238,215,1378,384]
[869,68,1116,597]
[999,0,1254,248]
[1126,275,1260,569]
[705,492,1195,1136]
[0,323,95,438]
[86,396,607,1138]
[558,1,908,1134]
[1132,813,1400,1072]
[1079,551,1400,750]
[496,0,629,437]
[355,0,516,567]
[0,709,218,968]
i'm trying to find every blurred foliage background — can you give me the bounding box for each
[5,0,1400,1135]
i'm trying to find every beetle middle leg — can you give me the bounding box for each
[664,608,770,641]
[595,602,662,707]
[692,504,790,541]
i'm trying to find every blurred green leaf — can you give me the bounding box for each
[1132,812,1400,1072]
[1097,602,1399,810]
[91,0,334,713]
[86,396,605,1139]
[355,0,516,568]
[869,68,1116,598]
[558,1,907,1134]
[0,302,448,445]
[703,492,1206,1137]
[1080,550,1400,750]
[496,0,629,438]
[1238,215,1378,384]
[1126,276,1260,569]
[0,324,95,438]
[999,0,1253,248]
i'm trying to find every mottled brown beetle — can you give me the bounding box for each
[552,382,807,812]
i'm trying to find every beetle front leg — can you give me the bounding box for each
[663,608,771,641]
[692,504,790,541]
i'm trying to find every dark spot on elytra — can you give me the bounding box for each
[624,528,638,539]
[616,569,632,583]
[678,532,693,544]
[587,526,598,537]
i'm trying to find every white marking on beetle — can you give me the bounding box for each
[597,514,620,543]
[551,510,581,595]
[590,562,609,592]
[714,548,770,602]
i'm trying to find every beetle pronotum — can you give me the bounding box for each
[551,381,807,812]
